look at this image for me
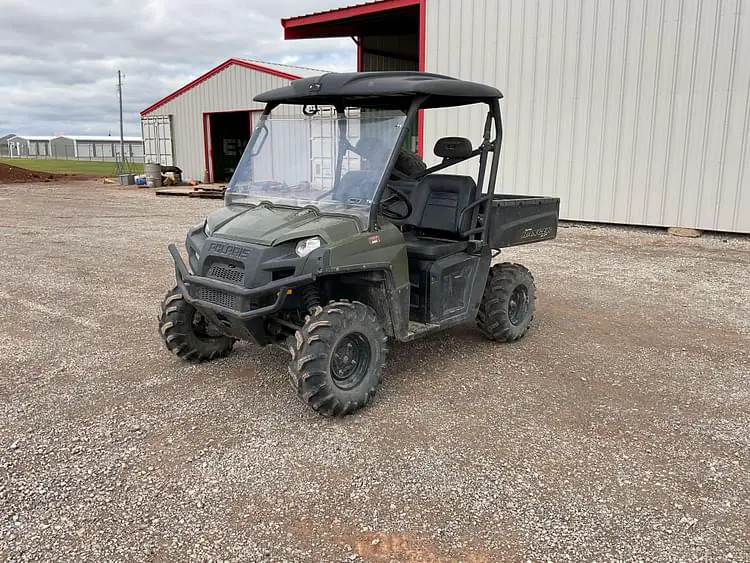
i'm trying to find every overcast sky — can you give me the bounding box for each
[0,0,355,137]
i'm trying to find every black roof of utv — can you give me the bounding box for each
[254,71,503,109]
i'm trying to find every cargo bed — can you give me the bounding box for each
[488,195,560,248]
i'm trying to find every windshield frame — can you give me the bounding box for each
[366,97,423,230]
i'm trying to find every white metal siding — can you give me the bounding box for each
[425,0,750,233]
[142,65,298,181]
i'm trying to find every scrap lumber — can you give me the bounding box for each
[155,184,226,199]
[154,187,196,197]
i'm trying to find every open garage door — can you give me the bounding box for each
[141,115,174,167]
[206,111,253,183]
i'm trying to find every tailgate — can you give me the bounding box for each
[488,195,560,248]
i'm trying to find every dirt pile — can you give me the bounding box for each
[0,163,59,184]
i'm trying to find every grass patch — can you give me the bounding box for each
[0,158,144,176]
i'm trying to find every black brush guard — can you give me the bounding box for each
[169,244,313,321]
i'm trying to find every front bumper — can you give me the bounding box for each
[169,244,314,321]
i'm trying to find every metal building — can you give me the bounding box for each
[0,134,15,157]
[282,0,750,234]
[58,135,144,161]
[4,134,143,161]
[140,58,323,183]
[5,135,54,158]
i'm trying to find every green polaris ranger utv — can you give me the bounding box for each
[159,71,559,416]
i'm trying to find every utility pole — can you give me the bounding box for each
[117,70,124,163]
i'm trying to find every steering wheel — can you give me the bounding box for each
[379,184,412,220]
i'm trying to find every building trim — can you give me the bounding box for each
[203,113,211,183]
[417,0,425,156]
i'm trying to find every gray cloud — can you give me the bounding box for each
[0,0,355,136]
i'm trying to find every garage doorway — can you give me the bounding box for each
[205,110,256,183]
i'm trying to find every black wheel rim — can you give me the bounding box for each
[192,311,223,339]
[508,285,529,326]
[330,333,371,390]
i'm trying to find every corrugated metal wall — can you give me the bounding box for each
[425,0,750,233]
[361,35,419,71]
[142,65,296,181]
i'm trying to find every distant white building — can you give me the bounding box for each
[4,134,143,161]
[140,58,323,182]
[0,134,15,157]
[53,135,144,161]
[6,135,54,158]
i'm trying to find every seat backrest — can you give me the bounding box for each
[404,174,477,237]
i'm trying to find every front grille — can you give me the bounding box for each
[195,287,240,310]
[208,263,245,284]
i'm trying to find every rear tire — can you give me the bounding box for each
[158,287,235,363]
[288,301,387,417]
[477,263,536,342]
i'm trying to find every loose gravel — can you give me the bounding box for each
[0,181,748,561]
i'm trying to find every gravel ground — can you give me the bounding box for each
[0,181,748,562]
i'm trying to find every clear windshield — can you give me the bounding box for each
[224,110,407,219]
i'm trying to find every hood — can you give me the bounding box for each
[206,204,361,246]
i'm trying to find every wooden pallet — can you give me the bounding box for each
[155,185,226,199]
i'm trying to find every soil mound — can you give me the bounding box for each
[0,163,94,184]
[0,163,60,184]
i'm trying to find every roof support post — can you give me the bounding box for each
[368,96,425,231]
[480,98,503,244]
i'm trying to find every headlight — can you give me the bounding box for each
[295,237,322,257]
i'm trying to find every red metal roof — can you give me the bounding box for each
[140,58,317,116]
[282,0,420,39]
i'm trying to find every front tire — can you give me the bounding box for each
[477,263,536,342]
[158,287,235,363]
[289,301,387,417]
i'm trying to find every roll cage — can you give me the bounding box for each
[248,71,504,250]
